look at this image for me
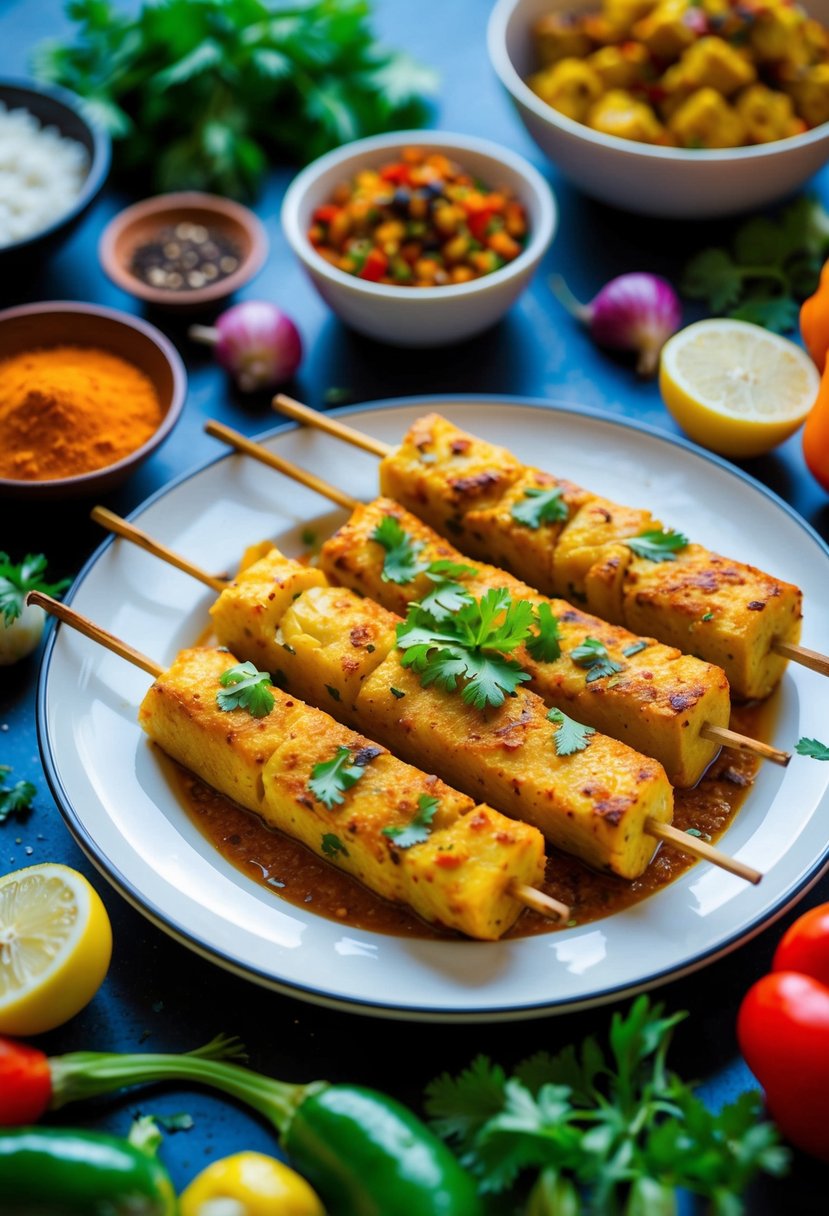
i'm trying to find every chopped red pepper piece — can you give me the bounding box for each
[359,248,389,282]
[313,204,341,225]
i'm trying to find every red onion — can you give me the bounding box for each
[552,273,682,377]
[190,300,302,392]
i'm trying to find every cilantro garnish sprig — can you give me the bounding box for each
[397,587,562,711]
[383,794,440,848]
[0,766,36,825]
[682,196,829,333]
[510,486,568,530]
[371,516,477,590]
[309,745,377,809]
[625,529,688,562]
[425,995,788,1212]
[795,737,829,762]
[216,662,275,718]
[548,708,595,756]
[570,637,625,684]
[0,552,70,625]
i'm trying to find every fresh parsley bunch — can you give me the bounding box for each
[34,0,438,199]
[425,996,788,1216]
[682,197,829,334]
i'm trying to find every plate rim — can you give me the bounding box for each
[36,393,829,1021]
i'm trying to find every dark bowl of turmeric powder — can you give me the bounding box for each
[0,301,187,499]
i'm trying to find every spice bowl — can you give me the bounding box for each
[281,130,557,347]
[0,301,187,500]
[99,192,268,312]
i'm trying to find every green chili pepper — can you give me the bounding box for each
[0,1127,176,1215]
[2,1034,483,1216]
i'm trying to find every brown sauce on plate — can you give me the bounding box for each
[169,699,770,940]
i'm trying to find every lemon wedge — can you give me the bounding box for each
[659,319,820,459]
[0,863,112,1035]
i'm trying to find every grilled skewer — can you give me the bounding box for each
[272,395,829,702]
[92,510,763,887]
[201,421,789,786]
[30,591,562,940]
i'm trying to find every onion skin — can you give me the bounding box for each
[553,272,682,377]
[213,301,303,391]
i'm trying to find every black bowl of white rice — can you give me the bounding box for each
[0,77,110,265]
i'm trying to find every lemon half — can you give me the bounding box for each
[0,863,112,1035]
[659,319,820,459]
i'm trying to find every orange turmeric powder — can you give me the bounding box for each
[0,345,163,482]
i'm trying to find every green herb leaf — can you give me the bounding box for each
[548,708,595,756]
[0,768,36,825]
[795,737,829,761]
[570,637,625,684]
[382,793,439,848]
[622,640,649,657]
[309,745,373,809]
[417,580,474,621]
[729,294,800,334]
[0,552,70,626]
[682,248,745,312]
[625,529,688,562]
[526,602,561,663]
[216,662,275,718]
[371,515,427,584]
[510,487,568,530]
[321,832,348,859]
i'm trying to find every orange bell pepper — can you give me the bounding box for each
[802,358,829,493]
[800,258,829,374]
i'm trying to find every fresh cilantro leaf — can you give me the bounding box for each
[622,640,649,657]
[382,793,439,848]
[729,294,800,334]
[0,768,36,824]
[309,745,373,809]
[216,662,275,718]
[682,248,745,312]
[417,580,474,621]
[371,515,427,584]
[0,552,70,625]
[321,832,348,859]
[425,559,479,582]
[510,486,569,530]
[526,602,561,663]
[570,637,625,684]
[548,707,595,756]
[396,588,534,711]
[625,529,688,562]
[795,737,829,761]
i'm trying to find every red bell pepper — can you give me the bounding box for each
[359,248,389,282]
[738,902,829,1160]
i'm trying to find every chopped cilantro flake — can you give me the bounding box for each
[216,662,275,718]
[383,794,439,848]
[548,707,595,756]
[309,746,372,809]
[625,529,688,562]
[510,486,569,530]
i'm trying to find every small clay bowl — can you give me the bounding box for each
[0,301,187,500]
[99,192,268,312]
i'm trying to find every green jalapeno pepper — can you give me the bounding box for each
[0,1126,177,1216]
[0,1034,482,1216]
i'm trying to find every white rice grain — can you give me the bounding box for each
[0,103,89,247]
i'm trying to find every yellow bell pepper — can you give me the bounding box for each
[179,1152,325,1216]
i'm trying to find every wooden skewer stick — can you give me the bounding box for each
[94,494,762,889]
[207,418,785,772]
[273,395,829,690]
[646,819,761,885]
[700,723,789,767]
[27,592,162,677]
[274,394,393,457]
[91,507,228,593]
[31,587,569,925]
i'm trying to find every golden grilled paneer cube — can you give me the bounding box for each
[355,660,673,880]
[320,498,729,787]
[528,59,605,123]
[379,413,522,537]
[276,584,396,719]
[622,544,802,700]
[210,546,327,674]
[140,647,545,939]
[139,646,306,814]
[676,37,756,95]
[633,0,697,59]
[533,12,594,65]
[552,495,653,614]
[587,90,666,143]
[462,471,591,596]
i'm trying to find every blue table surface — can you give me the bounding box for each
[2,0,828,1209]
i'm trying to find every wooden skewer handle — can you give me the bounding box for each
[205,419,359,511]
[274,394,393,458]
[773,640,829,679]
[91,506,227,593]
[646,818,762,886]
[701,723,790,767]
[28,592,162,678]
[509,882,570,923]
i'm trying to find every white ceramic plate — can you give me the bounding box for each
[38,399,829,1022]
